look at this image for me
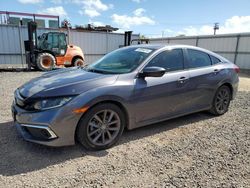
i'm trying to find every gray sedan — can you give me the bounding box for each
[12,44,239,150]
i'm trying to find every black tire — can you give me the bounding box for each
[76,103,125,150]
[36,53,56,71]
[31,64,39,70]
[209,85,231,115]
[73,58,85,67]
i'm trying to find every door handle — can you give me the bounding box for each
[213,69,220,74]
[178,76,189,84]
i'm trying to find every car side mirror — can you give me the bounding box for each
[138,66,166,78]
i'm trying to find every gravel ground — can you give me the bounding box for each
[0,71,249,187]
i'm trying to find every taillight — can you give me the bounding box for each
[234,65,240,73]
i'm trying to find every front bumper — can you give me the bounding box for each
[15,122,59,146]
[12,102,80,147]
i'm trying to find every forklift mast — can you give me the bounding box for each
[123,31,149,46]
[124,31,132,46]
[24,21,38,69]
[24,21,37,52]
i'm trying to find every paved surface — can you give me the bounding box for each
[0,71,249,187]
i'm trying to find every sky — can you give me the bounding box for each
[1,0,250,37]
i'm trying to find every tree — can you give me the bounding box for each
[140,34,146,39]
[61,19,71,28]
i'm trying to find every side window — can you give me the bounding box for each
[187,49,212,68]
[59,33,67,47]
[51,34,59,48]
[47,33,53,44]
[210,55,221,65]
[146,49,184,72]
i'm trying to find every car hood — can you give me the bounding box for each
[19,68,118,99]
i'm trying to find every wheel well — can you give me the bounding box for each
[74,100,130,143]
[221,83,233,99]
[38,50,55,57]
[71,56,84,65]
[91,100,129,128]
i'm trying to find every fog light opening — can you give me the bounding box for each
[41,129,51,139]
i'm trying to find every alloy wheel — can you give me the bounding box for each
[87,110,121,146]
[215,88,230,114]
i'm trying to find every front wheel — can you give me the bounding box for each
[36,53,56,71]
[209,85,231,115]
[76,103,125,150]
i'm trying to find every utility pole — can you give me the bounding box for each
[214,23,219,35]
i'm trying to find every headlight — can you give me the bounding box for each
[33,97,73,110]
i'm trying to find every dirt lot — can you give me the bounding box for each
[0,71,249,187]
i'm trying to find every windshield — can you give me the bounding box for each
[86,47,155,74]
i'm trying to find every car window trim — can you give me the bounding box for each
[185,48,213,69]
[209,54,223,65]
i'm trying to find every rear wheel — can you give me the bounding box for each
[36,53,56,71]
[73,58,85,67]
[76,103,125,150]
[209,85,231,115]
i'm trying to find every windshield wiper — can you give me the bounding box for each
[87,68,103,73]
[85,68,116,74]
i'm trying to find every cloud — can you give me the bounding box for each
[38,6,68,17]
[111,9,155,29]
[176,16,250,36]
[89,20,104,26]
[18,0,43,4]
[74,0,113,18]
[219,16,250,34]
[164,29,174,33]
[133,8,145,16]
[79,9,100,17]
[82,0,110,11]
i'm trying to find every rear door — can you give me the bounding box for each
[185,49,221,110]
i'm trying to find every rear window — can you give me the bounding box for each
[187,49,212,68]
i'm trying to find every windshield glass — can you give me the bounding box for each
[86,47,155,74]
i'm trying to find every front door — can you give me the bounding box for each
[132,49,192,126]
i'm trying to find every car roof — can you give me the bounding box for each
[129,44,203,50]
[127,44,229,62]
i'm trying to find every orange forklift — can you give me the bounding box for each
[24,21,85,71]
